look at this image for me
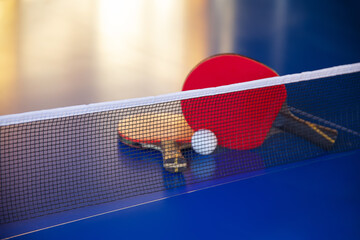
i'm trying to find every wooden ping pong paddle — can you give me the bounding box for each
[118,113,194,173]
[181,54,338,150]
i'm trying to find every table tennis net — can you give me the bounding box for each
[1,63,360,224]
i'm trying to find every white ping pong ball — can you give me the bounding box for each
[191,129,218,155]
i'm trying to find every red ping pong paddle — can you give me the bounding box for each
[181,54,338,150]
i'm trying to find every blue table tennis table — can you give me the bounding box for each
[1,149,359,240]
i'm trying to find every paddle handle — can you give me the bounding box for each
[279,112,338,150]
[160,141,187,173]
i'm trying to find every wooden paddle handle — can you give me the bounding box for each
[160,141,187,173]
[279,112,338,150]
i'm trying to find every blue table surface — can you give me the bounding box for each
[4,149,359,240]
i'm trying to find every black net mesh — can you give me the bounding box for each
[1,71,360,224]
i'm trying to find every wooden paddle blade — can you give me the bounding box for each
[118,113,194,144]
[118,113,193,173]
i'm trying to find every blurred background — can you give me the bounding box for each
[0,0,359,115]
